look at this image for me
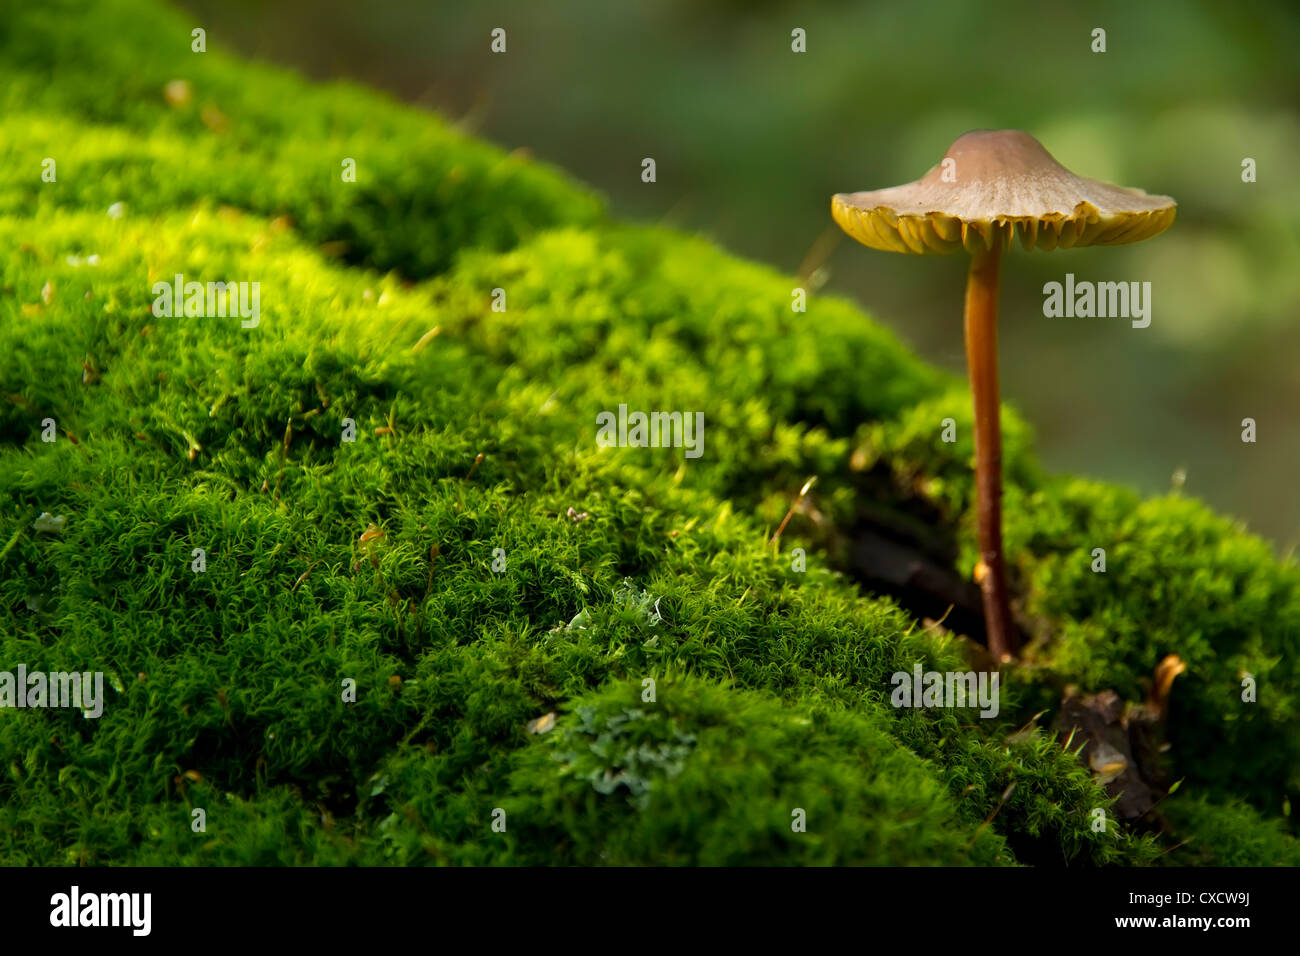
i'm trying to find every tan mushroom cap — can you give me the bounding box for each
[832,130,1176,255]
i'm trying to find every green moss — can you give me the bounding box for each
[505,676,1013,866]
[1016,482,1300,809]
[0,0,1294,865]
[0,1,603,278]
[1160,793,1300,866]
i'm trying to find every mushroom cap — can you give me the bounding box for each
[832,130,1176,255]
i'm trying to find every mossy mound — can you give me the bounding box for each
[0,0,1295,865]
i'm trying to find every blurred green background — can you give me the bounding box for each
[178,0,1300,549]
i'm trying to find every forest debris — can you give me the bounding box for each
[526,712,556,735]
[769,475,816,546]
[351,523,387,572]
[33,513,66,534]
[1053,657,1186,821]
[1055,688,1156,818]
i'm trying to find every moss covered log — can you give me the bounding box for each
[0,0,1296,865]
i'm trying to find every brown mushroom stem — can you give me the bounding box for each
[963,241,1018,661]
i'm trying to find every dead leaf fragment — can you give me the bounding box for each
[526,712,556,734]
[163,79,192,107]
[1088,741,1129,784]
[355,523,386,570]
[33,513,66,534]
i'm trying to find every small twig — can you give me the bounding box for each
[1155,838,1191,860]
[922,604,956,632]
[769,476,816,547]
[966,781,1017,850]
[1011,710,1048,738]
[291,560,319,591]
[273,417,292,502]
[374,405,398,443]
[412,326,441,352]
[1134,779,1185,824]
[796,225,842,288]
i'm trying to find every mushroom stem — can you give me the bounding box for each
[963,241,1018,661]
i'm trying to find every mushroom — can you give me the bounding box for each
[832,130,1175,661]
